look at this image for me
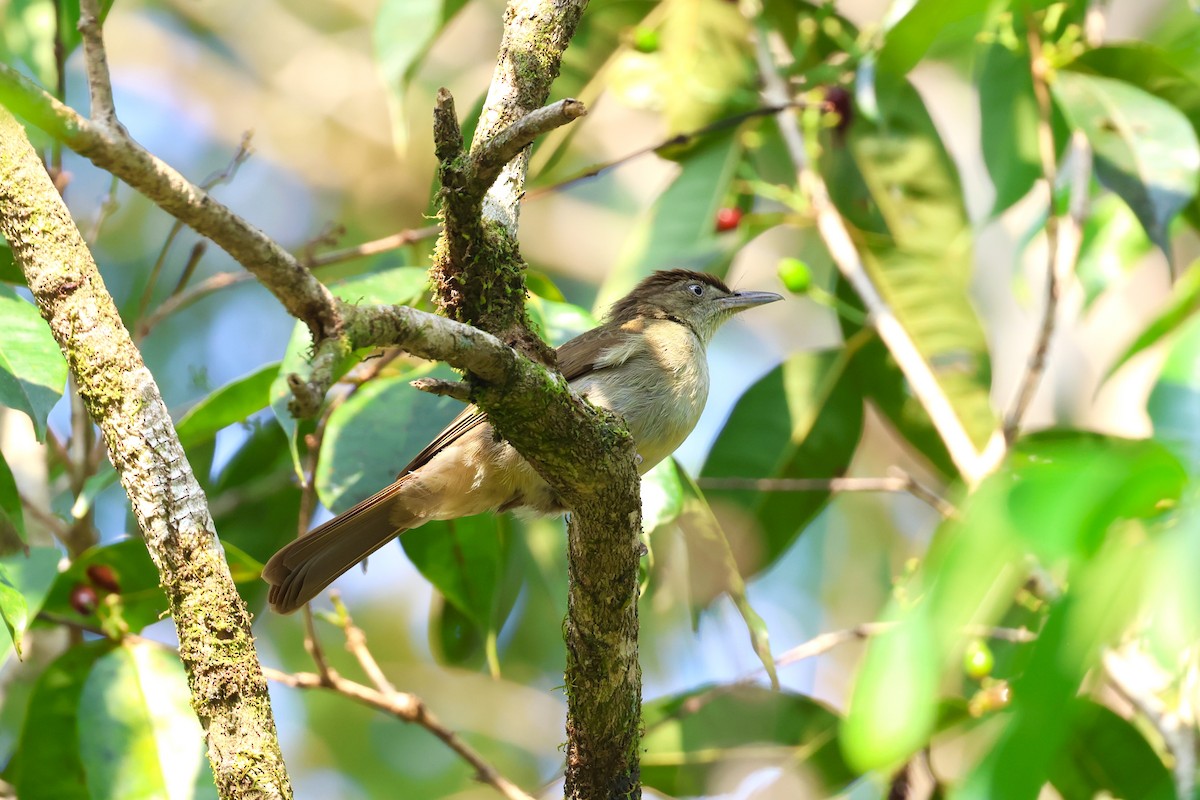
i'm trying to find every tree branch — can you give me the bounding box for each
[0,106,291,800]
[78,0,120,131]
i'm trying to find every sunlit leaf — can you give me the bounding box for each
[876,0,998,76]
[0,564,27,658]
[0,284,68,441]
[176,362,279,451]
[77,642,216,800]
[641,458,684,535]
[374,0,469,151]
[1052,71,1200,253]
[403,513,505,634]
[526,296,596,348]
[840,606,939,772]
[9,640,115,800]
[657,0,755,135]
[1076,193,1154,309]
[642,685,855,796]
[1108,260,1200,379]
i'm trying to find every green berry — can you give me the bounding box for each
[963,638,994,680]
[631,27,659,53]
[778,258,812,294]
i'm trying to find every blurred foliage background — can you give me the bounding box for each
[2,0,1200,797]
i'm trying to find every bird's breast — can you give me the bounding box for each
[576,321,709,473]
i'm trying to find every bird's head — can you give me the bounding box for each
[606,269,782,342]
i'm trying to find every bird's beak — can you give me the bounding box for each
[718,290,784,312]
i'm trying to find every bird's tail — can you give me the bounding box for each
[263,485,410,614]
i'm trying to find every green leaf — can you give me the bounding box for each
[1049,699,1175,800]
[42,540,164,634]
[77,642,216,800]
[404,514,504,634]
[176,362,279,451]
[2,0,114,88]
[844,433,1185,774]
[0,242,24,285]
[374,0,469,150]
[0,547,59,660]
[876,0,995,77]
[9,640,116,800]
[1076,193,1154,309]
[525,296,597,348]
[1108,260,1200,379]
[826,73,995,461]
[0,448,26,545]
[1052,71,1200,254]
[840,606,939,772]
[0,284,68,441]
[641,458,684,535]
[701,347,864,572]
[597,132,743,311]
[1071,42,1200,229]
[978,42,1063,216]
[316,367,462,515]
[656,0,756,135]
[0,563,27,658]
[270,266,429,476]
[1147,313,1200,471]
[642,685,855,796]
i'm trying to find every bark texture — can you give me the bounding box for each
[0,106,292,800]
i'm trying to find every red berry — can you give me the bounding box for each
[86,564,121,594]
[714,207,742,232]
[70,583,99,616]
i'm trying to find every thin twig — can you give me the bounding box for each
[137,272,247,337]
[86,175,120,243]
[1002,23,1091,444]
[523,101,807,202]
[1103,647,1195,799]
[18,494,70,541]
[77,0,120,131]
[410,377,471,403]
[330,593,397,694]
[697,470,957,519]
[262,666,535,800]
[473,98,587,189]
[304,224,441,268]
[751,23,991,485]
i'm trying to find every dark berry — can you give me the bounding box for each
[70,583,99,616]
[86,564,121,594]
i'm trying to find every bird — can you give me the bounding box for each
[263,269,782,613]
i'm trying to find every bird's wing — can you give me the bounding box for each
[396,323,637,476]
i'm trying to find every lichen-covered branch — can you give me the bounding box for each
[0,106,292,800]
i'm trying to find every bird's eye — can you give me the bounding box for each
[687,283,704,297]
